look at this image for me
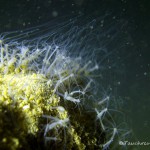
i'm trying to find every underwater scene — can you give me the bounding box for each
[0,0,149,150]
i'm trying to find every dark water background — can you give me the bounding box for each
[0,0,150,149]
